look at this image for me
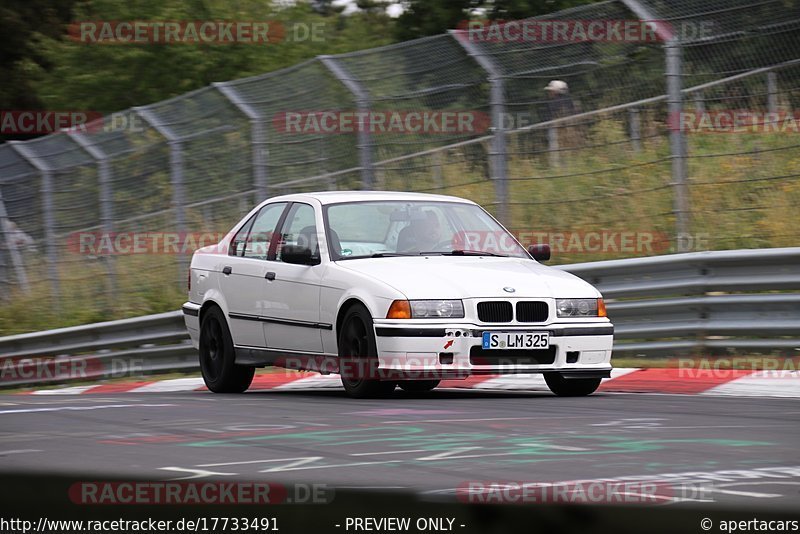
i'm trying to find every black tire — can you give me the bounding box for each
[398,380,440,393]
[199,306,254,393]
[338,304,396,398]
[544,373,601,397]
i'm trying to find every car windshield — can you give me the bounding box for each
[324,200,529,260]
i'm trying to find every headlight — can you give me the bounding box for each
[388,300,464,319]
[411,300,464,318]
[556,298,605,317]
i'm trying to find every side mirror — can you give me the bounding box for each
[528,243,551,262]
[281,244,319,265]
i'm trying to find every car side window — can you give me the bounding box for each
[237,203,287,260]
[276,203,318,262]
[230,216,255,257]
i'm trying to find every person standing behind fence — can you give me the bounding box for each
[544,80,576,121]
[543,80,586,161]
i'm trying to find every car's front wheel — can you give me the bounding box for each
[199,306,254,393]
[544,373,601,397]
[338,304,396,398]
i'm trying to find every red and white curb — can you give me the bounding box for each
[21,368,800,397]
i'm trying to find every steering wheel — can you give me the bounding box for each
[427,238,454,251]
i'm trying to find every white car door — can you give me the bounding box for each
[263,202,326,353]
[219,201,288,348]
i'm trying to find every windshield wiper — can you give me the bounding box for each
[422,250,509,257]
[370,252,422,258]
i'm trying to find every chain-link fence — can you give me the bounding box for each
[1,0,798,333]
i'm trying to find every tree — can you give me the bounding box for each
[393,0,600,41]
[0,0,76,141]
[13,0,393,122]
[394,0,480,41]
[485,0,598,20]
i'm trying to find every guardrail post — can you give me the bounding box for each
[214,82,268,202]
[69,131,117,301]
[0,187,30,294]
[134,107,188,285]
[8,142,58,300]
[319,55,375,190]
[450,31,509,225]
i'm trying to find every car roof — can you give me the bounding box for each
[259,190,477,206]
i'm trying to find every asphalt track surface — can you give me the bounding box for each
[1,388,799,508]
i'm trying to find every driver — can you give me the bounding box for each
[397,210,441,252]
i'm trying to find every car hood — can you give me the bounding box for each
[336,256,599,299]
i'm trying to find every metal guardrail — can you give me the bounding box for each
[1,248,798,387]
[559,247,800,355]
[0,311,196,387]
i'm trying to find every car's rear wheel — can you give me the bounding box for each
[199,306,254,393]
[544,373,601,397]
[398,380,440,393]
[338,304,396,398]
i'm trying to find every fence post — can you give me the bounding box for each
[214,82,268,202]
[134,107,188,284]
[547,125,560,167]
[623,1,691,251]
[9,142,58,299]
[250,121,267,201]
[628,108,641,152]
[69,131,116,299]
[319,55,374,190]
[432,150,444,190]
[767,71,778,114]
[0,187,30,294]
[666,42,690,250]
[693,91,705,114]
[450,31,509,225]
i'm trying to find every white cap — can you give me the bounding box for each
[544,80,568,93]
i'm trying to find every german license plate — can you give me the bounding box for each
[482,331,550,350]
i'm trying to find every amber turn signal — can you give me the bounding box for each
[597,298,607,317]
[386,300,411,319]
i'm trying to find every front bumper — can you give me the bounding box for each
[372,320,613,379]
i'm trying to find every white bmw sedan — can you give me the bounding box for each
[183,191,613,398]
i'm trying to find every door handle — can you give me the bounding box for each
[222,266,232,275]
[265,272,276,281]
